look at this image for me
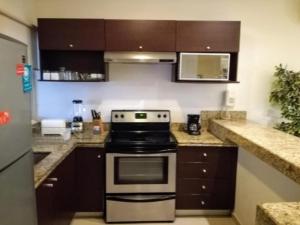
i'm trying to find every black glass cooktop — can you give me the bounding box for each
[105,131,177,152]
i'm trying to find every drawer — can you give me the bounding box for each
[106,195,175,222]
[176,193,234,210]
[177,161,236,179]
[178,147,237,163]
[177,178,234,194]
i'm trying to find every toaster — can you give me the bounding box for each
[41,119,67,136]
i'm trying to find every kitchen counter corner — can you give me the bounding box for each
[209,119,300,185]
[256,202,300,225]
[33,130,108,188]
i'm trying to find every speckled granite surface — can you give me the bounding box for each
[33,122,231,188]
[256,202,300,225]
[33,130,108,188]
[171,123,234,146]
[201,110,247,131]
[208,119,300,225]
[209,119,300,185]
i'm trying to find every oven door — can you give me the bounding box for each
[106,152,176,193]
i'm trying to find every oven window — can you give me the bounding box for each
[115,157,168,184]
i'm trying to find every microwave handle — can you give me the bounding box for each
[107,194,175,203]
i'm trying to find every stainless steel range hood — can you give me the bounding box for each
[104,52,177,64]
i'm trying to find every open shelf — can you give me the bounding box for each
[40,50,108,81]
[38,79,106,82]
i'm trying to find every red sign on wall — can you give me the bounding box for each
[0,111,11,125]
[16,64,25,76]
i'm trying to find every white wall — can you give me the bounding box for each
[0,0,35,61]
[34,0,300,123]
[234,148,300,225]
[0,0,35,25]
[37,64,226,122]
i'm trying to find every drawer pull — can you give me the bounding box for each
[97,154,101,159]
[139,45,143,49]
[42,183,54,188]
[203,153,208,158]
[202,169,207,174]
[205,46,211,50]
[201,185,206,190]
[201,200,206,205]
[69,44,74,48]
[47,177,58,182]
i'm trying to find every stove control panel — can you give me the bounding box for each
[111,110,170,123]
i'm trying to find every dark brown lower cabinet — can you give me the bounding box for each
[36,147,105,225]
[36,151,76,225]
[75,147,104,212]
[176,146,238,210]
[36,182,55,225]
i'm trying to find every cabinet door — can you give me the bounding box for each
[36,152,75,225]
[176,21,240,52]
[105,20,176,51]
[75,148,104,212]
[38,19,105,50]
[36,182,56,225]
[52,152,76,225]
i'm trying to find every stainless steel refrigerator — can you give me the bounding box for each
[0,35,38,225]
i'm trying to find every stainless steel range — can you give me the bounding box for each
[105,110,177,223]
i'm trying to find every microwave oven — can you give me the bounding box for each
[178,53,230,81]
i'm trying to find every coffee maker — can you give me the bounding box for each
[71,99,84,132]
[187,114,201,135]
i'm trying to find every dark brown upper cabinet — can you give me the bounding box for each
[176,21,240,52]
[105,20,176,52]
[38,19,105,50]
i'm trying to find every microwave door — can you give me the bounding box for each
[179,53,230,81]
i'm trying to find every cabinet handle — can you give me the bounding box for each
[202,169,207,174]
[205,46,211,50]
[42,183,54,188]
[47,177,58,182]
[97,154,101,159]
[139,45,143,49]
[203,153,208,158]
[201,200,206,205]
[201,185,206,190]
[69,44,74,48]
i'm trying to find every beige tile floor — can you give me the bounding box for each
[71,215,237,225]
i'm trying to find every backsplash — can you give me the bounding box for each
[35,63,227,122]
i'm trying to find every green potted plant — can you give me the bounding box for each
[269,64,300,137]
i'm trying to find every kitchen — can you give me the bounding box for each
[1,1,300,225]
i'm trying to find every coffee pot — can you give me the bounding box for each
[187,114,201,135]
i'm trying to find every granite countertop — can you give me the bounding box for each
[171,127,233,147]
[209,119,300,185]
[256,202,300,225]
[33,123,230,188]
[208,119,300,225]
[33,130,108,188]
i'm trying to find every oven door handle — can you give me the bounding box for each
[109,149,177,154]
[106,194,175,203]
